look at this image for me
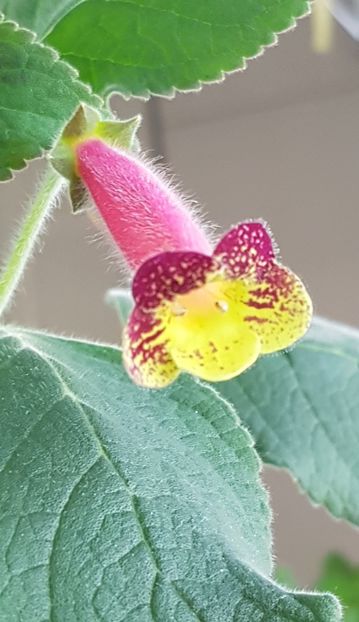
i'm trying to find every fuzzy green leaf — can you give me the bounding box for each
[218,317,359,526]
[106,291,359,527]
[0,327,340,621]
[0,16,100,180]
[0,0,310,97]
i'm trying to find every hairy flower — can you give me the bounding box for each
[123,221,312,388]
[53,112,312,389]
[75,139,211,268]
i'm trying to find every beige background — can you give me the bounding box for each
[1,16,358,586]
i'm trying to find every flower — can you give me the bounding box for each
[123,221,312,388]
[51,107,312,389]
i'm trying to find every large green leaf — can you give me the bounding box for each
[218,317,359,526]
[0,0,310,97]
[0,16,100,180]
[0,327,340,621]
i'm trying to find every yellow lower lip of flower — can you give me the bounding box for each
[168,316,261,382]
[167,281,261,382]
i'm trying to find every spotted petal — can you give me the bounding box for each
[166,281,261,382]
[132,251,216,310]
[214,221,276,280]
[123,307,179,388]
[240,264,312,353]
[125,221,312,388]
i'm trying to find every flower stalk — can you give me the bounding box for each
[0,167,63,318]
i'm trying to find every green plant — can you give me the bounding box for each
[316,555,359,622]
[0,2,357,621]
[278,555,359,622]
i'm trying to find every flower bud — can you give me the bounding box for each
[75,139,211,269]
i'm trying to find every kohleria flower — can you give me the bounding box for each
[52,108,312,389]
[123,221,312,388]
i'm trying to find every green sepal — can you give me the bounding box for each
[50,104,141,213]
[96,118,141,152]
[49,105,98,180]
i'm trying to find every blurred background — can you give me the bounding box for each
[1,11,358,588]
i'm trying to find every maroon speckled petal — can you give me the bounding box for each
[214,221,276,279]
[123,306,179,388]
[132,251,216,310]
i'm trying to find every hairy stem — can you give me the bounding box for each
[0,167,64,318]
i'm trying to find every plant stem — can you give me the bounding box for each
[0,167,64,318]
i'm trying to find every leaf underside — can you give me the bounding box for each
[218,317,359,527]
[0,327,340,621]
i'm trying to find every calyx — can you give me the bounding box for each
[50,104,141,213]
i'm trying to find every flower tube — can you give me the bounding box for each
[75,139,211,269]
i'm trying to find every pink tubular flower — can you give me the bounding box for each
[75,139,211,268]
[56,116,312,389]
